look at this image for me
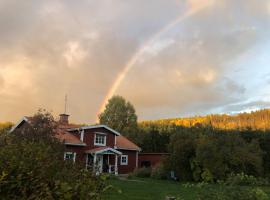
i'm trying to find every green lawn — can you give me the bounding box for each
[104,178,199,200]
[104,178,270,200]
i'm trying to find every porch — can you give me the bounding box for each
[85,147,122,175]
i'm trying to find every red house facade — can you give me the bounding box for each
[11,114,141,175]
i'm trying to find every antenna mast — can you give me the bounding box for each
[64,94,68,114]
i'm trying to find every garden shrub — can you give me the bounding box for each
[225,172,269,186]
[151,164,168,179]
[132,167,152,178]
[0,110,109,200]
[198,185,270,200]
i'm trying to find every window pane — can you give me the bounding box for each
[95,134,105,145]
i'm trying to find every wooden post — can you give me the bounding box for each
[114,155,118,175]
[93,154,97,173]
[86,154,88,169]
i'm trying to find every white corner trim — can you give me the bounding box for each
[136,151,138,168]
[80,129,84,142]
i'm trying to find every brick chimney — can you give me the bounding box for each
[59,114,69,125]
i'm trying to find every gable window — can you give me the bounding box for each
[94,133,106,146]
[120,155,128,165]
[64,152,76,163]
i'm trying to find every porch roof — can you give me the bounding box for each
[85,147,122,155]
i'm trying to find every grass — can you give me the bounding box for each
[104,178,199,200]
[104,177,270,200]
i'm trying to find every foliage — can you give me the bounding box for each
[225,173,269,186]
[167,127,198,181]
[198,185,270,200]
[0,110,107,200]
[131,167,152,178]
[194,134,263,182]
[134,125,171,153]
[141,109,270,131]
[0,122,13,134]
[151,164,168,179]
[99,96,138,137]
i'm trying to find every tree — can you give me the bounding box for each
[168,127,198,181]
[0,122,13,135]
[99,96,138,136]
[194,134,263,182]
[0,110,107,199]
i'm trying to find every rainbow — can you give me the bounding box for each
[97,0,214,119]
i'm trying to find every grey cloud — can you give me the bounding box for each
[222,101,270,114]
[0,0,270,122]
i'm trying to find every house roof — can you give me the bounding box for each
[67,125,121,136]
[116,135,141,151]
[55,129,86,146]
[10,116,85,146]
[10,116,141,150]
[85,147,122,155]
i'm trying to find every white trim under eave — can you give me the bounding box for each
[67,125,121,136]
[115,147,142,152]
[87,147,123,155]
[64,143,87,146]
[9,116,29,133]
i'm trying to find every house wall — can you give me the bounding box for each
[66,127,117,165]
[117,150,138,174]
[71,127,116,149]
[14,120,139,174]
[65,146,87,164]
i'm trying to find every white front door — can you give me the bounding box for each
[96,155,103,173]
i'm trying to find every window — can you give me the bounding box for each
[120,155,128,165]
[64,152,76,162]
[141,161,151,168]
[94,133,106,146]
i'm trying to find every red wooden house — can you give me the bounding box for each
[11,113,141,175]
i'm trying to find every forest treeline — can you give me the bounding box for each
[123,109,270,182]
[140,109,270,131]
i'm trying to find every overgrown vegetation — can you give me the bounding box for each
[0,110,108,200]
[0,122,13,134]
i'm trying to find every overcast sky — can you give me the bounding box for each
[1,0,270,123]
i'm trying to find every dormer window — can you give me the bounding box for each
[94,133,106,146]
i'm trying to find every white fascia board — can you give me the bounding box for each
[64,142,87,146]
[9,117,29,133]
[95,147,122,155]
[67,125,121,136]
[116,147,142,152]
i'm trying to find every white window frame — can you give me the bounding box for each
[64,152,76,163]
[94,133,106,146]
[120,155,128,165]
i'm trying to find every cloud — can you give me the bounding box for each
[0,0,270,122]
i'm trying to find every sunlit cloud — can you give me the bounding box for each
[0,0,270,122]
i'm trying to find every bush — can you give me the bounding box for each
[0,110,108,200]
[132,167,152,178]
[151,164,168,179]
[225,173,269,186]
[198,185,270,200]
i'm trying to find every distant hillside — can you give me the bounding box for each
[140,109,270,131]
[0,122,13,133]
